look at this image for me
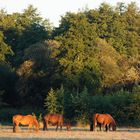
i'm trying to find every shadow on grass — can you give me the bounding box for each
[117,129,140,133]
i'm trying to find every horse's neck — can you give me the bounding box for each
[107,115,116,125]
[110,118,116,126]
[34,119,39,127]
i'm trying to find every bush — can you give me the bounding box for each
[0,107,43,124]
[89,92,140,126]
[60,88,140,127]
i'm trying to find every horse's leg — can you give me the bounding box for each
[60,122,63,131]
[46,121,48,131]
[93,125,96,131]
[33,123,38,132]
[99,123,102,131]
[105,125,107,132]
[16,123,20,132]
[93,119,97,131]
[56,123,58,131]
[28,124,33,132]
[93,122,96,131]
[90,122,93,131]
[13,123,15,132]
[13,122,17,133]
[102,123,107,132]
[105,124,109,132]
[109,124,111,131]
[43,119,46,131]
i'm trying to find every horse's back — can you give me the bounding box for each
[44,114,63,124]
[97,113,116,125]
[94,113,115,124]
[13,114,35,125]
[13,115,23,123]
[94,113,107,124]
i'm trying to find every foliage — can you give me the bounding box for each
[38,113,43,122]
[71,87,91,125]
[0,62,18,106]
[56,84,64,114]
[0,32,13,61]
[44,85,65,114]
[0,5,52,66]
[0,107,43,124]
[44,88,58,113]
[55,12,101,93]
[0,90,6,107]
[69,90,140,126]
[0,3,140,127]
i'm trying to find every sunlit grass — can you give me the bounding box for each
[0,126,139,140]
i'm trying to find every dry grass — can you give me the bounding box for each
[0,126,140,140]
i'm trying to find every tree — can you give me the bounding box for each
[0,62,18,106]
[0,5,52,66]
[0,90,5,107]
[44,88,58,113]
[55,12,101,93]
[123,2,140,58]
[56,84,64,114]
[71,87,91,125]
[0,32,13,61]
[95,39,123,88]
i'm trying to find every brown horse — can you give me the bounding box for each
[43,114,71,131]
[93,113,116,131]
[13,114,39,132]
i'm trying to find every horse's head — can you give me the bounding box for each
[112,122,116,131]
[34,118,40,131]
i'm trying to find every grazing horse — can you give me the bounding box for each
[13,114,39,132]
[43,114,71,131]
[93,113,116,131]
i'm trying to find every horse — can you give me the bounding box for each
[93,113,116,131]
[13,114,39,132]
[43,113,71,131]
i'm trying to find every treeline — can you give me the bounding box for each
[0,2,140,125]
[43,87,140,126]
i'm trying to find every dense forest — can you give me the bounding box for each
[0,2,140,126]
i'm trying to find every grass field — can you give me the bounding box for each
[0,126,139,140]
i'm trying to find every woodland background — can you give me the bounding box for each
[0,2,140,126]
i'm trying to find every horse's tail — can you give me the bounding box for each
[89,115,93,131]
[12,116,16,133]
[60,115,64,125]
[42,116,46,131]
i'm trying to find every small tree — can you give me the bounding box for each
[71,87,91,125]
[56,84,64,114]
[44,88,58,113]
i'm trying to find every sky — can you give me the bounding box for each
[0,0,140,27]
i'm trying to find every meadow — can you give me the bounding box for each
[0,126,140,140]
